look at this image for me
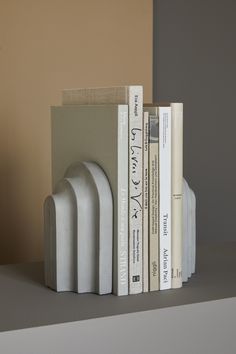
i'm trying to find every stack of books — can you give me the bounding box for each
[51,85,195,296]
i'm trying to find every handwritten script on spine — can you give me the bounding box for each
[131,127,142,219]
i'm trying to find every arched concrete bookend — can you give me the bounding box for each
[44,161,113,295]
[183,179,196,282]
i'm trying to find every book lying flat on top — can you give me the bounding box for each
[62,86,143,295]
[51,104,128,296]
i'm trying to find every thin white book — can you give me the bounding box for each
[147,108,159,291]
[159,106,172,290]
[171,103,183,289]
[51,104,128,296]
[62,86,143,295]
[143,111,149,292]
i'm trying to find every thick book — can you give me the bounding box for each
[145,106,159,291]
[62,86,143,295]
[159,106,172,290]
[51,105,128,296]
[143,111,149,292]
[171,103,183,289]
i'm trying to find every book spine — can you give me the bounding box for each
[128,86,143,294]
[149,114,159,291]
[115,105,129,296]
[171,103,183,288]
[143,111,149,292]
[159,106,172,290]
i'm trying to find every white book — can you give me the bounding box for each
[171,103,183,289]
[51,105,128,296]
[62,86,143,295]
[159,106,172,290]
[148,110,159,291]
[143,111,149,292]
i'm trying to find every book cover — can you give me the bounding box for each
[62,86,143,295]
[51,104,128,296]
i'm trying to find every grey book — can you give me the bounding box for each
[51,105,129,296]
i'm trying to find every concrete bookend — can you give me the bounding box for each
[183,179,196,282]
[44,161,113,295]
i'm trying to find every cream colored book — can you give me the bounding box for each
[62,86,143,295]
[51,104,128,296]
[143,111,149,292]
[171,103,183,289]
[159,106,172,290]
[145,106,159,291]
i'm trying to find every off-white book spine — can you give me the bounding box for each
[149,114,159,291]
[159,106,172,290]
[171,103,183,289]
[61,86,143,294]
[128,86,143,295]
[116,106,129,296]
[143,111,149,292]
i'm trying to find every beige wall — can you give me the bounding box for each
[0,0,153,264]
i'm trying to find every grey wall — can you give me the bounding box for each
[154,0,236,241]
